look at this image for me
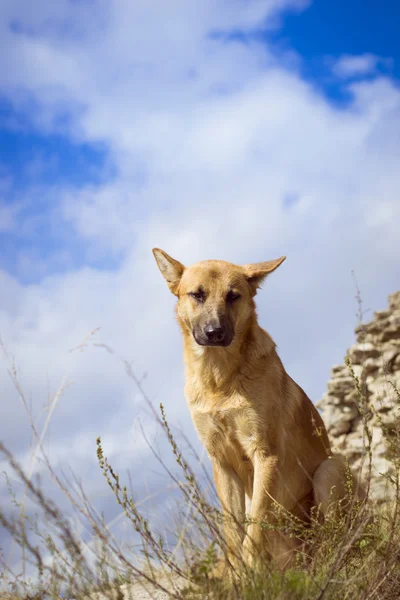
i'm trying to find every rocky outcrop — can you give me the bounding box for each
[317,291,400,503]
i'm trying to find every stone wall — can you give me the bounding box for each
[317,291,400,502]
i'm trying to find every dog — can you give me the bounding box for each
[152,248,364,570]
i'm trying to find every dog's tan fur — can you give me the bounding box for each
[153,248,362,570]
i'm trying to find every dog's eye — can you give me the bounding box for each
[189,291,205,302]
[227,291,241,303]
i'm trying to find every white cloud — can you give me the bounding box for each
[332,53,392,79]
[0,0,400,573]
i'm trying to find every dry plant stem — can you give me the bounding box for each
[69,472,128,568]
[345,358,373,503]
[361,445,400,600]
[0,442,94,588]
[366,562,397,600]
[314,517,371,600]
[0,355,181,599]
[1,440,182,600]
[96,437,186,578]
[349,272,373,497]
[1,334,186,597]
[1,336,71,575]
[159,405,226,544]
[137,416,244,580]
[136,420,222,565]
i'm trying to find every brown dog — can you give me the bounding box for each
[153,248,362,570]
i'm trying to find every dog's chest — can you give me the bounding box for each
[191,401,261,463]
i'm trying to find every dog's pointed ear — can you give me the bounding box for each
[242,256,286,296]
[152,248,185,296]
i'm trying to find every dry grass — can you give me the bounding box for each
[1,297,400,600]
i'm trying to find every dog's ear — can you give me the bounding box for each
[242,256,286,296]
[152,248,185,296]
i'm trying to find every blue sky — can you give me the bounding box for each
[274,0,400,101]
[0,101,109,190]
[1,0,400,578]
[277,0,399,73]
[1,0,399,282]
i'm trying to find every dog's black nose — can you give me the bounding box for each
[204,324,225,343]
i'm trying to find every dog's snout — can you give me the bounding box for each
[204,324,226,343]
[194,315,233,347]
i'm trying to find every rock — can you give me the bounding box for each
[327,376,356,396]
[347,342,381,365]
[389,291,400,311]
[331,364,348,376]
[363,357,380,374]
[318,290,400,504]
[374,310,390,320]
[322,403,359,436]
[379,325,400,343]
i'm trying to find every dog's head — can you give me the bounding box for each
[152,249,285,348]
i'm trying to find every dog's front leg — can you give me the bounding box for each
[243,452,292,568]
[212,459,245,567]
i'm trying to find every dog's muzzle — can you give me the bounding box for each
[193,319,234,347]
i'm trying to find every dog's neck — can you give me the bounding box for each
[180,315,276,396]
